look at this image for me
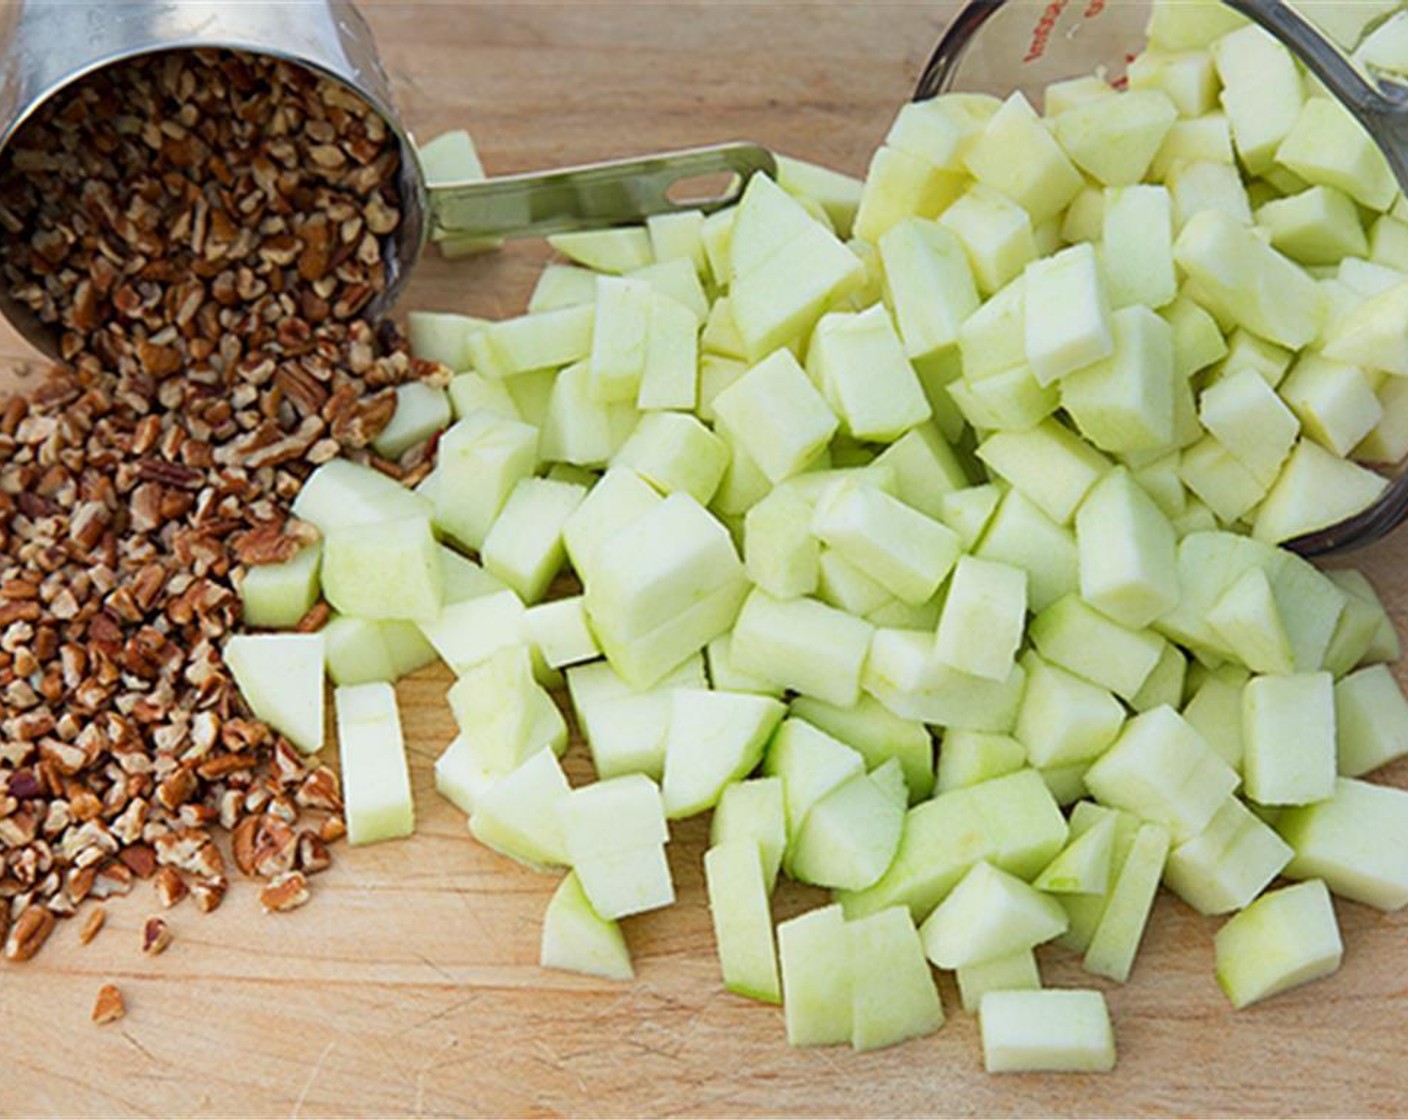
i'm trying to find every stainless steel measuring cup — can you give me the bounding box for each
[915,0,1408,556]
[0,0,774,359]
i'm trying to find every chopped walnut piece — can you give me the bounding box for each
[92,984,125,1026]
[259,869,309,913]
[154,866,188,908]
[192,876,227,914]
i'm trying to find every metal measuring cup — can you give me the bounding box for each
[916,0,1408,556]
[0,0,774,360]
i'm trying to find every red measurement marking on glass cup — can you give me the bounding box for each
[1025,0,1112,63]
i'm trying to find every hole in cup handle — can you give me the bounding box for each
[425,141,776,244]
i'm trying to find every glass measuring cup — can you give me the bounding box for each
[914,0,1408,556]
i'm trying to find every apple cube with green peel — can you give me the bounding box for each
[323,614,436,687]
[586,275,651,404]
[932,556,1027,682]
[1207,566,1294,674]
[775,156,863,241]
[525,595,599,671]
[469,748,571,868]
[870,423,968,521]
[336,682,414,846]
[406,309,484,370]
[852,145,965,247]
[1212,24,1303,175]
[778,904,853,1046]
[1241,671,1336,806]
[743,487,819,600]
[1257,186,1368,267]
[540,871,634,982]
[880,217,981,369]
[806,306,932,442]
[977,420,1112,526]
[1173,209,1323,350]
[1325,282,1408,375]
[973,489,1080,613]
[711,778,787,890]
[933,185,1033,298]
[612,410,730,506]
[812,480,960,606]
[549,226,653,274]
[566,656,704,781]
[948,363,1060,432]
[1085,705,1238,842]
[704,841,781,1004]
[935,730,1026,793]
[1023,244,1114,386]
[239,542,322,630]
[849,906,945,1052]
[1253,439,1389,546]
[1277,777,1408,910]
[960,275,1027,381]
[446,647,562,772]
[1183,665,1250,771]
[1061,304,1176,454]
[1075,467,1179,629]
[585,491,743,646]
[1128,48,1218,118]
[225,634,325,755]
[864,627,1026,731]
[292,458,432,535]
[1130,642,1188,714]
[481,478,586,604]
[1276,96,1397,212]
[1057,803,1142,952]
[661,689,785,820]
[957,949,1040,1014]
[319,515,444,624]
[789,761,905,891]
[731,589,874,708]
[1055,89,1178,187]
[637,293,699,411]
[529,263,599,313]
[1149,116,1237,183]
[706,633,784,697]
[434,411,539,552]
[1335,664,1408,776]
[1164,796,1293,915]
[710,348,837,485]
[1083,822,1171,982]
[1278,353,1382,457]
[729,173,866,360]
[540,360,638,468]
[1029,594,1165,701]
[434,734,502,816]
[763,717,866,841]
[1199,368,1300,488]
[837,769,1068,920]
[979,989,1116,1074]
[920,860,1068,969]
[561,775,674,920]
[1214,879,1343,1009]
[1178,435,1269,524]
[1102,185,1177,311]
[447,371,520,422]
[561,466,662,581]
[883,92,996,169]
[1035,811,1117,894]
[790,695,934,802]
[963,92,1083,223]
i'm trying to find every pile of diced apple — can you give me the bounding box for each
[224,0,1408,1075]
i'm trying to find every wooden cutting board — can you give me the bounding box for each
[4,3,1408,1115]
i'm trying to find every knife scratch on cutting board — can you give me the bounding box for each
[289,1040,336,1120]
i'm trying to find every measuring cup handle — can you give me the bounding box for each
[424,141,775,243]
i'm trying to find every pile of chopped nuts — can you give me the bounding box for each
[0,49,445,961]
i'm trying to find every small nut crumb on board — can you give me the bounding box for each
[0,47,445,959]
[77,906,105,945]
[259,869,310,913]
[90,984,125,1026]
[142,917,172,956]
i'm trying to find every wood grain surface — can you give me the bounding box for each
[4,3,1408,1117]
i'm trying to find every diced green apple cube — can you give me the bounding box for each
[1242,671,1336,806]
[540,360,638,468]
[937,484,1002,553]
[731,589,874,708]
[764,716,866,841]
[1215,879,1343,1009]
[972,489,1080,612]
[705,841,781,1003]
[1128,48,1218,117]
[1029,594,1165,701]
[1015,650,1126,770]
[1103,185,1177,310]
[776,156,864,240]
[1277,777,1408,910]
[1061,304,1176,453]
[239,542,322,630]
[1207,566,1294,674]
[791,695,935,802]
[1276,96,1397,212]
[292,458,431,534]
[1257,186,1368,266]
[789,762,905,891]
[447,371,520,422]
[1035,811,1117,894]
[960,275,1027,381]
[540,871,634,982]
[1278,353,1382,457]
[336,682,414,846]
[711,348,837,485]
[1076,467,1179,629]
[849,906,945,1051]
[561,775,673,919]
[528,263,598,312]
[935,730,1027,793]
[525,595,599,670]
[1055,89,1178,186]
[434,411,539,552]
[481,478,586,604]
[934,186,1034,298]
[1023,244,1115,386]
[1083,822,1171,982]
[1178,434,1269,523]
[920,860,1068,969]
[1335,664,1408,776]
[778,904,853,1046]
[661,689,785,820]
[612,410,730,505]
[933,556,1027,682]
[884,93,996,169]
[977,420,1112,526]
[979,989,1115,1073]
[549,226,653,274]
[588,275,652,403]
[561,466,661,581]
[711,778,787,890]
[864,628,1027,731]
[1253,439,1389,546]
[957,949,1040,1014]
[225,633,325,754]
[1212,24,1303,175]
[469,748,571,868]
[1084,705,1239,842]
[406,309,483,370]
[742,487,819,600]
[837,769,1068,920]
[434,733,501,816]
[963,92,1083,223]
[806,305,932,442]
[853,145,965,247]
[1164,796,1293,915]
[1200,368,1300,488]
